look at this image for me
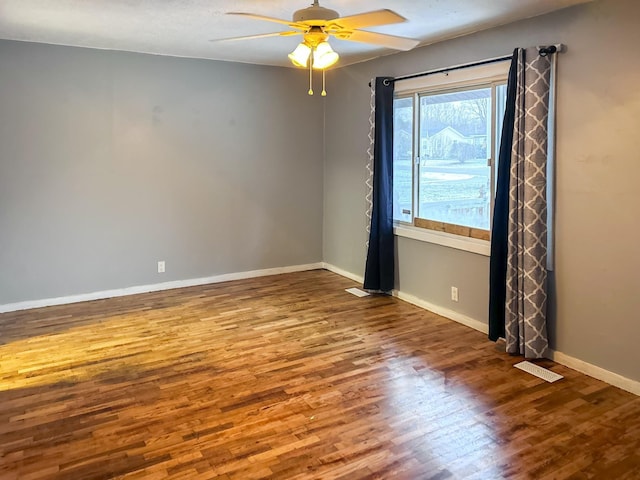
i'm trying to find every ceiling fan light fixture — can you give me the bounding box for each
[226,2,419,96]
[312,41,339,69]
[288,42,312,67]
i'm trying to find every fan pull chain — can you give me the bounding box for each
[308,52,314,95]
[321,69,327,96]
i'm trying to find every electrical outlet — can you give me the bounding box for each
[451,286,459,302]
[157,261,165,273]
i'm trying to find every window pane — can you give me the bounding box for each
[418,88,491,230]
[393,97,413,223]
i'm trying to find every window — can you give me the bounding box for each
[393,62,509,244]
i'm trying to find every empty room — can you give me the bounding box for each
[1,0,639,478]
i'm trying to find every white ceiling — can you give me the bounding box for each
[0,0,592,68]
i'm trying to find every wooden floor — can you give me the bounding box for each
[0,270,638,480]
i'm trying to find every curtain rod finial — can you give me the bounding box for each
[539,44,562,57]
[539,46,555,57]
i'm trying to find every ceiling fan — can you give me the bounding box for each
[216,1,419,95]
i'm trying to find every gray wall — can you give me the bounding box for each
[0,41,324,304]
[324,0,640,382]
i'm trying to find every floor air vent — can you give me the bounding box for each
[514,361,564,383]
[345,287,370,297]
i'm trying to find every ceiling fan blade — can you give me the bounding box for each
[336,30,419,51]
[227,12,308,31]
[330,9,407,30]
[211,31,302,42]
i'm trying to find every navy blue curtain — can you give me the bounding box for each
[488,51,518,341]
[364,77,395,292]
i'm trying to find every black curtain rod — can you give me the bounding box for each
[392,54,512,83]
[372,45,559,86]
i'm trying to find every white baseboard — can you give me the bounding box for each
[393,290,489,334]
[324,263,639,397]
[549,350,640,396]
[322,263,364,284]
[0,262,324,313]
[322,263,487,333]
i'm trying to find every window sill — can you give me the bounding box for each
[394,224,490,256]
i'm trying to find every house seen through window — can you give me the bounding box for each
[393,68,508,241]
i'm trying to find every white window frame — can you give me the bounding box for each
[393,61,510,256]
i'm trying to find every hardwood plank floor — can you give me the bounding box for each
[0,270,638,479]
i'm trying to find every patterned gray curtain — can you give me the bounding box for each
[505,48,552,358]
